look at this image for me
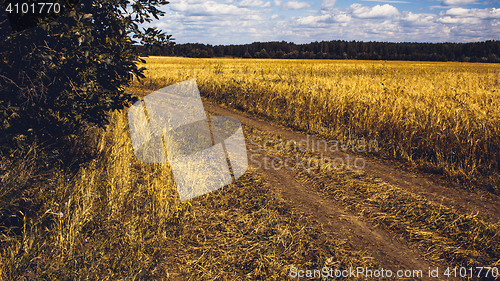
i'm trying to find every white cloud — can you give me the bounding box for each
[437,16,480,23]
[282,1,312,10]
[321,0,337,9]
[142,0,500,45]
[239,0,271,7]
[294,14,329,25]
[397,11,436,26]
[444,7,471,16]
[178,0,207,3]
[241,14,264,20]
[437,16,461,23]
[293,12,352,26]
[441,0,476,5]
[350,3,400,18]
[363,0,410,3]
[170,0,254,16]
[444,7,500,18]
[333,13,352,22]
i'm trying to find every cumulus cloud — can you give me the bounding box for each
[144,0,499,45]
[362,0,410,3]
[441,0,476,5]
[282,1,312,10]
[321,0,337,9]
[436,16,460,23]
[444,7,471,16]
[294,15,329,25]
[282,5,497,43]
[333,13,352,22]
[239,0,271,7]
[171,0,254,16]
[179,0,207,3]
[293,12,352,26]
[350,3,400,18]
[397,11,436,26]
[444,7,500,18]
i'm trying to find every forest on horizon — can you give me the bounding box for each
[135,40,500,63]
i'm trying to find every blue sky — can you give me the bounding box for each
[140,0,500,44]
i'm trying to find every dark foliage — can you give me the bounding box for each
[0,0,174,154]
[136,40,500,63]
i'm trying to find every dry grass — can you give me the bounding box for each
[2,57,499,279]
[158,171,376,280]
[0,110,181,279]
[0,110,375,280]
[131,57,500,192]
[248,126,500,271]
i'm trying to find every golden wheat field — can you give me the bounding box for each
[131,57,500,191]
[2,57,500,280]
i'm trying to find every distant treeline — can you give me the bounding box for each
[135,40,500,62]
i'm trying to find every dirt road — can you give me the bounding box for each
[201,100,500,280]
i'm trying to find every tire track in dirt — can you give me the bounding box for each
[203,101,500,226]
[256,158,435,277]
[201,100,500,280]
[166,100,496,280]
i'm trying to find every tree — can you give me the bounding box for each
[0,0,174,153]
[242,48,252,58]
[258,48,270,58]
